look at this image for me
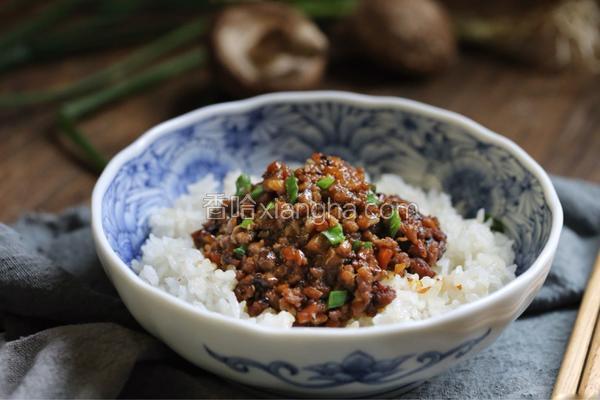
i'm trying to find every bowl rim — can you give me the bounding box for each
[91,90,563,338]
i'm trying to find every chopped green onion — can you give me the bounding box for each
[327,290,348,309]
[239,218,253,229]
[235,174,252,196]
[485,213,505,233]
[352,240,373,251]
[265,201,275,211]
[321,223,344,246]
[317,176,335,190]
[366,191,379,205]
[285,176,299,203]
[233,246,246,257]
[389,208,401,237]
[250,184,264,199]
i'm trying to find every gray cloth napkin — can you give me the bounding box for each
[0,176,598,399]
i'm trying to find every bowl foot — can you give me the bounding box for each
[223,378,426,399]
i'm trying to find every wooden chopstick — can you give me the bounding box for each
[579,310,600,398]
[552,253,600,399]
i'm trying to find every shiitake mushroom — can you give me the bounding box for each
[447,0,600,71]
[209,1,329,97]
[350,0,457,75]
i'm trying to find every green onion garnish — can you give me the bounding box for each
[265,201,275,211]
[285,176,299,203]
[321,223,344,246]
[250,184,264,199]
[327,290,348,309]
[239,218,253,229]
[233,246,246,257]
[317,176,335,190]
[485,213,505,233]
[235,174,252,196]
[352,240,373,251]
[366,191,379,205]
[389,208,401,237]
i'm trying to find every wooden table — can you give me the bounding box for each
[1,50,599,222]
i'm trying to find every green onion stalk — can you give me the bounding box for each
[0,0,38,15]
[288,0,357,19]
[0,0,357,108]
[0,0,355,72]
[0,18,206,108]
[1,0,359,172]
[0,0,80,51]
[0,0,248,73]
[0,16,186,72]
[58,48,205,173]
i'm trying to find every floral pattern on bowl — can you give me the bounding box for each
[102,100,552,274]
[205,328,490,389]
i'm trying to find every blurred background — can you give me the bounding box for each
[0,0,599,221]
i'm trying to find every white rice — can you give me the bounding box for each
[133,172,516,328]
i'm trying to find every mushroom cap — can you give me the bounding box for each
[353,0,457,75]
[210,1,329,97]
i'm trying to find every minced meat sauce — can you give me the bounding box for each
[192,153,446,327]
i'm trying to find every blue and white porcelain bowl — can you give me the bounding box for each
[92,91,562,397]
